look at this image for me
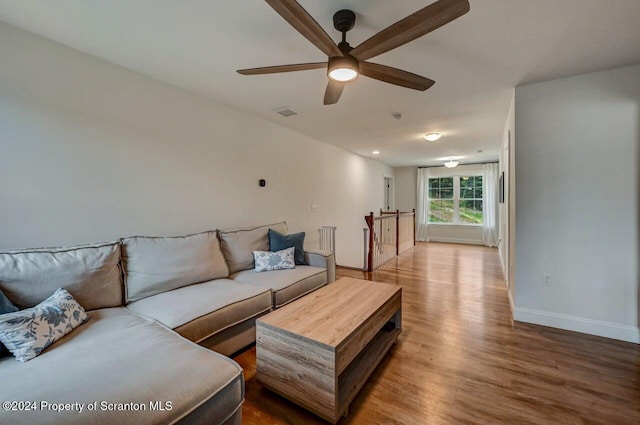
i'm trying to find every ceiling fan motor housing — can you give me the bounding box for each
[330,9,358,81]
[333,9,356,33]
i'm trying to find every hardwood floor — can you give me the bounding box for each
[235,242,640,424]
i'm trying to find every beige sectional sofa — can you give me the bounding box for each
[0,222,335,425]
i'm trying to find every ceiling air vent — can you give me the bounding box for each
[274,108,298,117]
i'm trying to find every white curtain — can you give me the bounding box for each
[416,168,431,241]
[482,163,499,247]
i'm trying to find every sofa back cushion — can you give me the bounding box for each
[123,231,229,303]
[0,242,123,311]
[220,222,288,274]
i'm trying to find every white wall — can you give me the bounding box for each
[514,64,640,343]
[0,23,392,268]
[499,91,515,296]
[394,164,485,245]
[393,167,416,212]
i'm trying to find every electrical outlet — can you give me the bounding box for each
[542,273,552,286]
[311,204,319,213]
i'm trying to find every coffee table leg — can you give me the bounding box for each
[342,406,349,418]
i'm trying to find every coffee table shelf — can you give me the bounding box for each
[256,277,402,423]
[337,325,401,413]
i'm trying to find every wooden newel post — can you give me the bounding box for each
[365,212,374,272]
[395,209,400,255]
[412,208,416,246]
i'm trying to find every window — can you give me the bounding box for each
[428,175,483,224]
[428,177,454,222]
[459,176,483,224]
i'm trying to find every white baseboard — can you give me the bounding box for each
[507,289,515,315]
[428,236,484,245]
[514,307,640,344]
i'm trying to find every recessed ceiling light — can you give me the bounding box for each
[372,150,380,155]
[424,133,442,142]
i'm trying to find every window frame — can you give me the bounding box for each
[428,174,483,226]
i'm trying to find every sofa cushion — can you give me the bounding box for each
[0,307,243,425]
[123,231,229,303]
[0,242,122,311]
[231,266,327,308]
[269,229,306,265]
[220,222,288,274]
[0,288,89,362]
[126,278,271,343]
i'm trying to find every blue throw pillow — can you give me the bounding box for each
[0,289,18,356]
[268,229,306,265]
[0,290,18,315]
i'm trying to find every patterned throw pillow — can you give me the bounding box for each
[0,288,89,362]
[253,247,296,273]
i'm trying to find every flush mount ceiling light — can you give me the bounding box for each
[372,150,380,155]
[444,158,459,168]
[423,132,442,142]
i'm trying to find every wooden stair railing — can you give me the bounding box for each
[365,209,415,271]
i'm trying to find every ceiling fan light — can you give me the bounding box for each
[329,68,358,82]
[424,132,442,142]
[328,56,359,82]
[444,159,459,168]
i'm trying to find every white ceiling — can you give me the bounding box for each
[1,0,640,167]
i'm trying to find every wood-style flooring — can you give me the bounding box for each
[235,242,640,425]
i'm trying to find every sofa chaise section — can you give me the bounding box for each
[0,307,243,425]
[0,241,243,425]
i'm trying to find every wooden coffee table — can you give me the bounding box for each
[256,277,402,423]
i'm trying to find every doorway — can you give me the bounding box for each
[384,177,394,211]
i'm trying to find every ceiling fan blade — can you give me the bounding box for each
[237,62,327,75]
[350,0,470,61]
[360,62,435,91]
[324,80,345,105]
[265,0,342,57]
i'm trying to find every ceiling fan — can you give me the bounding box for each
[237,0,470,105]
